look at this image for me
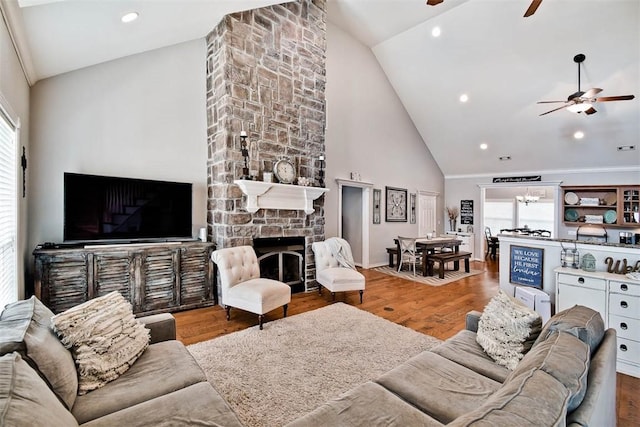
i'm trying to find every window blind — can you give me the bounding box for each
[0,108,17,309]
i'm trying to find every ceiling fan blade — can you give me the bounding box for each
[537,100,567,104]
[582,88,603,98]
[594,95,636,102]
[524,0,542,17]
[426,0,444,5]
[539,104,570,116]
[585,107,597,115]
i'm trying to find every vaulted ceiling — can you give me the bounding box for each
[3,0,639,177]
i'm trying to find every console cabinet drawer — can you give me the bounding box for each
[610,280,640,296]
[557,273,606,291]
[616,337,640,364]
[610,314,640,342]
[609,293,640,318]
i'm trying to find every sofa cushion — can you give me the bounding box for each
[431,330,510,383]
[51,291,150,395]
[375,351,501,424]
[285,381,445,427]
[0,352,79,427]
[476,290,542,370]
[509,330,590,412]
[0,296,78,409]
[449,369,570,427]
[71,340,207,424]
[81,382,243,427]
[534,304,604,355]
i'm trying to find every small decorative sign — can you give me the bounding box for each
[493,175,542,183]
[510,245,544,289]
[460,200,473,225]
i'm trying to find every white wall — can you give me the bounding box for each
[0,13,30,299]
[325,22,444,267]
[445,167,640,259]
[28,40,208,253]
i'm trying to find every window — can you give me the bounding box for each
[0,107,17,308]
[484,201,514,235]
[517,201,554,236]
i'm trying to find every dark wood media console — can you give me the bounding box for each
[33,241,216,315]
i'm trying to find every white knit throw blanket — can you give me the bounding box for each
[326,237,356,270]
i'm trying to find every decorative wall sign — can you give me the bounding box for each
[510,245,544,289]
[493,175,542,183]
[410,193,416,224]
[373,188,381,224]
[460,199,473,225]
[385,186,407,222]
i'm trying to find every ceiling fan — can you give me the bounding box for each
[537,54,635,116]
[426,0,543,17]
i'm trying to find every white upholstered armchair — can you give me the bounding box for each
[312,238,365,304]
[211,246,291,330]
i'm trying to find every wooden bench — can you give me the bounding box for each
[425,251,471,279]
[386,247,398,267]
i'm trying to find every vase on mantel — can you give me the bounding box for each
[449,219,457,232]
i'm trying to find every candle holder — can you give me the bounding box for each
[317,155,325,187]
[239,131,253,180]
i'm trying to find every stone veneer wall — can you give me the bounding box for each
[206,0,327,285]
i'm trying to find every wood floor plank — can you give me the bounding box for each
[173,258,639,427]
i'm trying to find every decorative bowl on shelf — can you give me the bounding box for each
[564,192,579,205]
[603,210,617,224]
[565,209,579,222]
[604,193,617,206]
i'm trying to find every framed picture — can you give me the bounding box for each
[373,188,381,224]
[410,193,416,224]
[385,186,407,222]
[509,245,544,289]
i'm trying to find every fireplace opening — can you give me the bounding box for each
[253,237,305,294]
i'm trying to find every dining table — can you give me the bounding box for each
[394,236,463,277]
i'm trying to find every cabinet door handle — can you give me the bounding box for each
[621,284,628,291]
[620,344,628,352]
[578,277,585,284]
[621,322,628,330]
[620,301,628,309]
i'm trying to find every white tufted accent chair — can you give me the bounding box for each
[312,240,365,304]
[211,245,291,330]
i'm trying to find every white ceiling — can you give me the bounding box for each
[4,0,640,177]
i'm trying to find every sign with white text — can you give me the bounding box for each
[509,245,544,289]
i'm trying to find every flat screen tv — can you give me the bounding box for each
[64,173,192,243]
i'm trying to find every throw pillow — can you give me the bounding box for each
[51,291,150,394]
[476,290,542,370]
[0,352,79,427]
[0,296,78,409]
[533,304,605,355]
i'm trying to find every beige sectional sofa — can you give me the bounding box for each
[288,304,617,427]
[0,297,242,427]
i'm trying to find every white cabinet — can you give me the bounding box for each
[445,231,474,259]
[554,267,640,378]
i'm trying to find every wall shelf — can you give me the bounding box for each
[234,180,329,214]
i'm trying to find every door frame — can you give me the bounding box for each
[336,178,373,268]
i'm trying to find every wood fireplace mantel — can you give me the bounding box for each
[234,180,329,214]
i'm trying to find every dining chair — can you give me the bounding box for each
[484,227,499,260]
[397,236,422,275]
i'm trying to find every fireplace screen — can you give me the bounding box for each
[254,237,305,293]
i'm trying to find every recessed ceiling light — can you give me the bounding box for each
[459,94,469,103]
[121,12,139,23]
[431,26,441,37]
[480,143,488,150]
[573,131,585,140]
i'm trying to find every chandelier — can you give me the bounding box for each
[516,188,539,206]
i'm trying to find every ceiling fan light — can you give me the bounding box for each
[567,103,592,113]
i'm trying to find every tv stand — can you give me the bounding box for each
[33,241,216,315]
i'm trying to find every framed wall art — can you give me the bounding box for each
[385,186,407,222]
[410,193,416,224]
[373,188,381,224]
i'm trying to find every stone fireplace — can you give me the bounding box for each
[205,0,327,288]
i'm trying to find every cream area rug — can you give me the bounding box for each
[373,265,483,286]
[187,303,441,427]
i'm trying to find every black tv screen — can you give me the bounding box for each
[64,173,192,243]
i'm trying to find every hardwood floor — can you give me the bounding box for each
[174,259,639,427]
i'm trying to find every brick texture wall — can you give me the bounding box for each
[206,0,327,285]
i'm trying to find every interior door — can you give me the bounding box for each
[418,194,437,237]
